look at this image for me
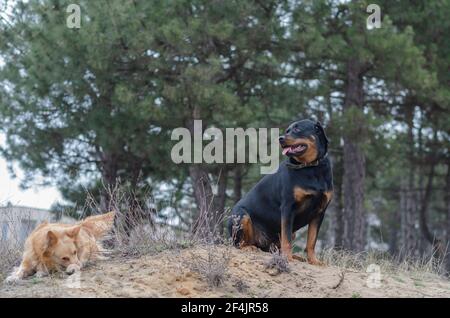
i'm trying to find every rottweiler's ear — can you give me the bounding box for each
[315,121,329,152]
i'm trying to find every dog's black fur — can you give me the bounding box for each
[228,119,333,264]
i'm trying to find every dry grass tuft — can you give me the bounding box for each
[233,279,250,293]
[320,248,447,279]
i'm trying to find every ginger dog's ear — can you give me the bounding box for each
[47,231,58,247]
[66,226,81,238]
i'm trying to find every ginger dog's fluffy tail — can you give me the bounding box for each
[81,211,115,239]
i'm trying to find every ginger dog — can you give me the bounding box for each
[6,211,115,282]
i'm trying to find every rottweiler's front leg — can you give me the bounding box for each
[305,213,325,266]
[280,210,294,261]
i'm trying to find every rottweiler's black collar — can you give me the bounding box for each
[286,153,328,170]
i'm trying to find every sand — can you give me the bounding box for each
[1,245,449,298]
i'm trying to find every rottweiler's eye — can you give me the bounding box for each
[292,127,300,133]
[62,257,70,261]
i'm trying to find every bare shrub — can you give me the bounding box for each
[0,242,22,282]
[182,199,234,288]
[264,245,290,275]
[91,170,234,255]
[189,204,230,245]
[87,179,235,288]
[83,181,189,257]
[185,244,231,288]
[0,209,31,281]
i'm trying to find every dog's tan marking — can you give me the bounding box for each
[318,190,333,213]
[238,215,255,248]
[305,218,323,266]
[304,191,332,266]
[324,191,333,204]
[293,187,315,202]
[280,216,293,261]
[284,136,318,164]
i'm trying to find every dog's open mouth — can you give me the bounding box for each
[282,144,307,155]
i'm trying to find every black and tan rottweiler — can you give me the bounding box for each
[228,119,333,265]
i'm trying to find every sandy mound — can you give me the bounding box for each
[1,246,449,298]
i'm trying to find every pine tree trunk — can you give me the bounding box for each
[399,180,418,258]
[341,60,366,252]
[189,164,215,235]
[418,131,444,263]
[390,209,400,255]
[399,106,419,258]
[213,167,229,236]
[332,151,345,249]
[333,185,344,249]
[100,152,119,212]
[446,163,450,270]
[418,162,437,243]
[416,124,428,255]
[233,165,243,204]
[398,182,406,254]
[186,113,217,238]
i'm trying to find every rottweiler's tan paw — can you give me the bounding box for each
[307,258,325,266]
[292,254,307,262]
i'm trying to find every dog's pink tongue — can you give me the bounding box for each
[282,147,290,155]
